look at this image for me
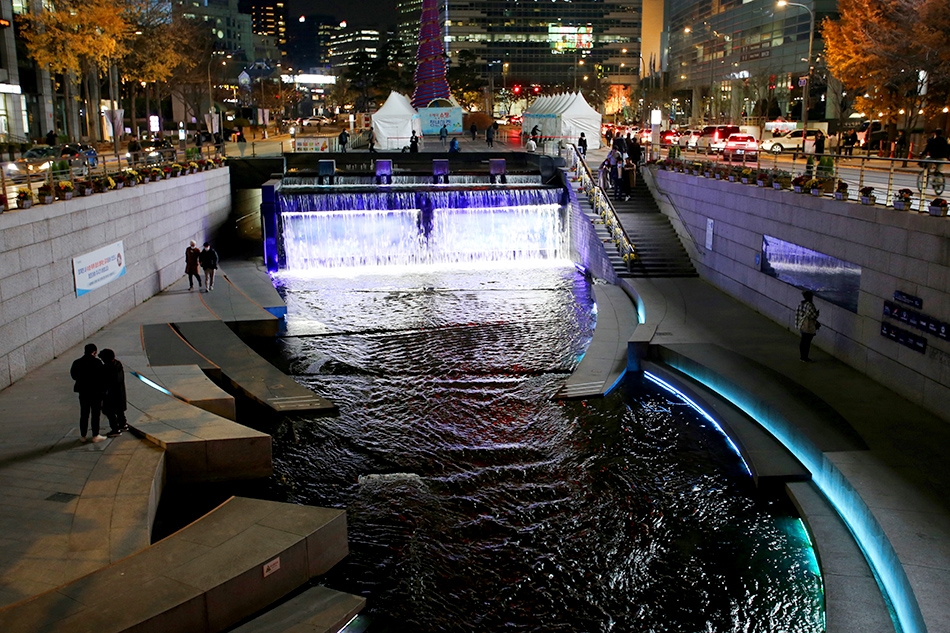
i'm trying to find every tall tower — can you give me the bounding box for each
[411,0,450,109]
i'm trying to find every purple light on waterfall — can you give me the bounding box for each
[412,0,451,109]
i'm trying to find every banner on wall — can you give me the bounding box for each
[418,107,463,135]
[72,241,126,297]
[295,136,332,152]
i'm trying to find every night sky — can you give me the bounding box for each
[284,0,399,29]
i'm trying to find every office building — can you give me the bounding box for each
[665,0,839,126]
[442,0,643,91]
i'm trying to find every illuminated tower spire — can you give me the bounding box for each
[411,0,451,109]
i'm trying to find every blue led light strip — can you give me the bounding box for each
[643,371,752,477]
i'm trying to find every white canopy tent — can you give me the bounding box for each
[372,92,422,150]
[521,92,602,150]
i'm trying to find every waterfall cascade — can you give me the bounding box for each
[278,187,568,270]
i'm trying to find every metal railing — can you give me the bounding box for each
[650,143,948,213]
[2,144,227,212]
[565,144,638,266]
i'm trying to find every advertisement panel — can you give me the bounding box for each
[548,25,593,52]
[419,108,463,135]
[295,137,332,152]
[72,241,127,297]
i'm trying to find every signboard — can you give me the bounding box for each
[705,218,714,250]
[419,107,463,135]
[548,25,593,52]
[295,137,332,152]
[72,241,126,297]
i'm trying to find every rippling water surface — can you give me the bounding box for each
[267,264,823,632]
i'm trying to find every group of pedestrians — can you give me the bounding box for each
[600,131,644,201]
[70,344,128,442]
[184,240,219,292]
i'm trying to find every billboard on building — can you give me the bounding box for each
[549,25,593,52]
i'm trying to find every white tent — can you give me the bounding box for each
[372,92,422,150]
[521,92,602,150]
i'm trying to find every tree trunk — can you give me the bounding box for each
[145,83,151,137]
[130,82,138,139]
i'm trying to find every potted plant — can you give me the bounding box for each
[755,171,771,187]
[739,167,754,184]
[56,180,74,200]
[123,169,141,186]
[212,156,224,167]
[171,163,183,177]
[834,180,849,201]
[150,166,163,181]
[860,186,875,205]
[162,165,172,179]
[894,188,913,210]
[928,198,948,217]
[791,175,808,193]
[188,160,200,173]
[37,183,54,204]
[16,187,34,209]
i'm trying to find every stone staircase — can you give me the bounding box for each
[612,176,697,278]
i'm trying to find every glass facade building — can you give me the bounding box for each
[665,0,838,126]
[443,0,643,90]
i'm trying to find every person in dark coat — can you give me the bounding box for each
[338,129,349,153]
[814,131,826,155]
[470,122,478,141]
[486,125,495,148]
[185,239,202,290]
[199,242,219,291]
[409,131,420,153]
[70,343,106,442]
[98,349,128,438]
[46,129,57,146]
[577,132,588,156]
[795,290,821,362]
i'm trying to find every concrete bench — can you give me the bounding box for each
[125,372,271,483]
[231,586,365,633]
[0,497,350,633]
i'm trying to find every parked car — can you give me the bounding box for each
[303,116,332,126]
[722,133,759,161]
[660,129,680,145]
[4,145,60,182]
[760,129,820,154]
[678,129,701,149]
[696,125,740,153]
[60,143,99,167]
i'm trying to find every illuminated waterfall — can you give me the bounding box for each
[279,188,568,270]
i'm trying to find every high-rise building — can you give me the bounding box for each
[395,0,423,55]
[442,0,643,91]
[245,1,287,50]
[173,0,255,62]
[327,26,381,69]
[285,13,339,72]
[665,0,838,126]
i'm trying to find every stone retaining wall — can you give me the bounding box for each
[646,168,950,419]
[0,169,231,390]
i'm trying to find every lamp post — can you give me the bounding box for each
[685,24,731,123]
[777,0,815,136]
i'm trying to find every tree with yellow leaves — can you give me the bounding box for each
[824,0,950,135]
[19,0,130,142]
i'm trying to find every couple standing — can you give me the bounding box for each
[70,344,128,442]
[185,240,219,291]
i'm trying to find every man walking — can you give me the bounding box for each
[338,129,349,153]
[70,344,106,443]
[199,242,218,291]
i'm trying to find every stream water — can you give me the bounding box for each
[264,264,823,632]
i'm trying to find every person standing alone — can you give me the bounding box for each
[70,344,106,443]
[99,349,128,438]
[199,242,218,291]
[185,240,202,291]
[338,129,349,153]
[795,290,820,362]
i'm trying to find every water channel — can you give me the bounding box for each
[262,263,824,632]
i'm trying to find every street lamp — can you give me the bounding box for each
[777,0,815,135]
[685,24,729,123]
